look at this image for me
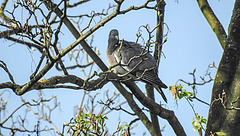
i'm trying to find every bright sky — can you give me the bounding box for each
[0,0,235,135]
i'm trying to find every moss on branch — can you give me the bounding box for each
[197,0,227,49]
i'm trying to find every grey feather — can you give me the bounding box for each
[107,29,168,103]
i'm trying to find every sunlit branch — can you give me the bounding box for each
[67,0,90,8]
[124,81,186,136]
[197,0,227,49]
[0,0,18,27]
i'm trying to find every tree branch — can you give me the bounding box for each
[145,0,166,135]
[42,1,186,135]
[197,0,227,49]
[124,81,186,136]
[0,1,186,135]
[0,72,120,93]
[42,1,166,135]
[0,0,18,27]
[4,36,44,53]
[206,0,240,135]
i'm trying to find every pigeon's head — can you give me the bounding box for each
[108,29,119,45]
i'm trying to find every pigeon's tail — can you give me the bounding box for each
[136,71,168,102]
[153,84,168,103]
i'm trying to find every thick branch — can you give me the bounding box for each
[42,1,185,135]
[206,0,240,135]
[43,1,168,135]
[111,81,158,136]
[124,82,186,136]
[154,0,165,66]
[0,28,23,38]
[197,0,227,49]
[146,84,161,136]
[14,0,158,94]
[0,1,185,135]
[0,73,118,93]
[144,0,166,135]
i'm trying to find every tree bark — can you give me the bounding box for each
[206,0,240,135]
[196,0,227,49]
[125,81,186,136]
[43,1,165,136]
[144,0,166,136]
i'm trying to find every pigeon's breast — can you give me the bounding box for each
[106,49,129,75]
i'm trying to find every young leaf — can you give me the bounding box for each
[118,125,124,130]
[215,132,227,136]
[192,119,200,132]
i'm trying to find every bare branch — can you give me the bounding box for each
[211,92,240,111]
[4,36,44,53]
[0,91,58,135]
[0,0,18,27]
[0,72,122,94]
[124,81,186,136]
[197,0,227,49]
[0,60,15,83]
[67,0,90,8]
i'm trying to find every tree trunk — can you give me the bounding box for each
[206,0,240,135]
[144,1,166,135]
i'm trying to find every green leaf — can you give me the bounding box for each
[177,92,184,99]
[196,115,200,121]
[85,121,90,124]
[192,119,200,132]
[103,116,108,120]
[118,125,124,130]
[215,132,227,136]
[80,119,85,124]
[86,113,91,117]
[178,85,183,90]
[186,92,194,97]
[73,130,79,135]
[169,86,172,90]
[201,118,207,124]
[96,116,101,120]
[125,125,130,127]
[80,113,86,117]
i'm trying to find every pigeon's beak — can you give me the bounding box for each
[115,36,119,40]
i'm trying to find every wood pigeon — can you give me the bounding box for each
[107,29,168,103]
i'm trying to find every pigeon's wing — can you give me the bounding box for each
[136,70,167,88]
[119,40,157,72]
[117,40,168,102]
[108,42,139,78]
